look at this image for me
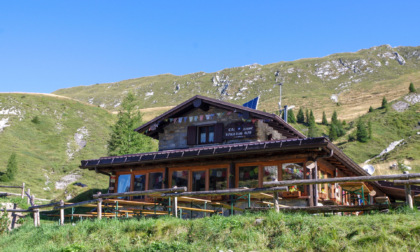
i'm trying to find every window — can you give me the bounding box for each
[263,166,278,182]
[149,172,163,190]
[199,125,214,144]
[187,123,224,145]
[192,170,206,191]
[117,174,131,199]
[209,168,227,190]
[171,170,189,188]
[238,166,259,188]
[282,163,305,192]
[133,174,146,200]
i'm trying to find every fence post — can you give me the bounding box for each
[32,194,38,227]
[26,188,30,205]
[97,198,102,220]
[60,200,64,225]
[173,197,178,218]
[21,183,25,199]
[405,185,413,209]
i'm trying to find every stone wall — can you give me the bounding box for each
[158,106,286,150]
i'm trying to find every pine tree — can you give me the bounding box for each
[108,93,155,156]
[331,111,338,125]
[356,119,369,143]
[322,111,328,125]
[296,108,305,123]
[381,97,388,108]
[0,153,17,182]
[328,124,338,141]
[309,110,316,126]
[409,82,416,93]
[369,106,373,112]
[287,109,296,123]
[305,109,309,124]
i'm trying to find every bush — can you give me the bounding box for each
[409,82,416,93]
[31,116,40,124]
[0,153,17,182]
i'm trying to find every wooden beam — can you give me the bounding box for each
[93,187,187,199]
[393,180,420,185]
[249,204,391,213]
[54,199,100,210]
[162,186,288,197]
[264,173,420,187]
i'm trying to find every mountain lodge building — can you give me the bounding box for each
[81,95,398,213]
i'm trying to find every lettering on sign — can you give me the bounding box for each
[224,122,256,139]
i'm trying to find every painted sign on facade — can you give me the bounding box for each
[224,121,256,139]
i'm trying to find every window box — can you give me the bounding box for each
[282,191,301,198]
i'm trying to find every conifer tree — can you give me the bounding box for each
[331,111,338,125]
[369,106,373,112]
[305,109,309,124]
[409,82,416,93]
[287,109,296,123]
[309,110,316,126]
[381,97,388,108]
[108,93,155,156]
[328,124,338,141]
[297,108,305,123]
[356,119,369,143]
[322,111,328,125]
[0,153,17,182]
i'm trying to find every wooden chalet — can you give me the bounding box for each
[81,95,396,212]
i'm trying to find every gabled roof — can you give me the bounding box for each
[135,95,305,139]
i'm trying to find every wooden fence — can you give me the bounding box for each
[1,173,419,228]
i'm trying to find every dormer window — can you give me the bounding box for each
[187,123,224,145]
[199,125,215,144]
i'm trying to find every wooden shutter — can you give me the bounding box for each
[187,126,197,145]
[214,123,224,143]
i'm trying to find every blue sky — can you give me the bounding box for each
[1,1,419,93]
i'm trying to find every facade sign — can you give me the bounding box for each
[224,122,256,139]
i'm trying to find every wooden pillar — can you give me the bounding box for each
[274,192,280,213]
[33,209,39,227]
[60,200,64,225]
[313,161,319,206]
[405,185,413,209]
[26,188,30,205]
[173,197,178,218]
[97,198,102,220]
[21,183,25,199]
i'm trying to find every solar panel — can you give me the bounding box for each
[242,96,259,110]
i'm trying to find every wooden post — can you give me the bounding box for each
[173,197,178,218]
[274,192,280,213]
[21,183,25,199]
[11,203,17,229]
[60,200,64,225]
[26,188,30,205]
[97,198,102,220]
[313,161,319,206]
[33,209,39,227]
[405,185,413,209]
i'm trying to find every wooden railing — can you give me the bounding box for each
[1,173,419,228]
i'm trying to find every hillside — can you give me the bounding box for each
[54,45,420,122]
[0,93,114,199]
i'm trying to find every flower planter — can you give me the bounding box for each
[282,191,301,198]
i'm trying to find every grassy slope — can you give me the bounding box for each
[0,93,114,199]
[0,210,419,251]
[53,45,420,122]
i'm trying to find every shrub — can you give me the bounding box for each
[0,153,17,182]
[31,116,40,124]
[409,82,416,93]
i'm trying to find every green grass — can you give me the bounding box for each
[0,94,114,199]
[0,210,419,251]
